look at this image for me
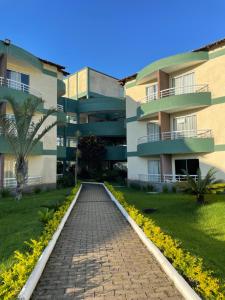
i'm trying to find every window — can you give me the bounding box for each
[57,137,64,147]
[7,70,29,91]
[146,83,158,101]
[173,115,197,137]
[147,122,160,141]
[171,73,195,95]
[148,160,160,182]
[66,137,77,147]
[175,159,199,175]
[66,113,77,124]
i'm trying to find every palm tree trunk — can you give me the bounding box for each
[15,157,28,200]
[197,194,205,204]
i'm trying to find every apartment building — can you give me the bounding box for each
[57,67,126,175]
[0,39,67,188]
[122,39,225,184]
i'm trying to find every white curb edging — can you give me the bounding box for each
[102,183,201,300]
[17,184,83,300]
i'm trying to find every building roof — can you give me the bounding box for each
[193,37,225,52]
[118,73,137,86]
[39,58,70,75]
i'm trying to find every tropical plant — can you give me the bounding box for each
[78,135,106,177]
[38,208,54,225]
[75,130,81,186]
[0,96,61,200]
[182,168,225,204]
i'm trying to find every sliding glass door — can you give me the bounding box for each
[171,73,195,95]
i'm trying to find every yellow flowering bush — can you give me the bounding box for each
[105,182,225,300]
[0,184,81,300]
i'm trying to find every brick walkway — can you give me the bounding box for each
[32,184,183,300]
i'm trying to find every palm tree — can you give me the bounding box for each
[182,168,225,204]
[0,96,61,200]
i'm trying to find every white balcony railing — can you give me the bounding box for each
[138,174,198,183]
[57,104,64,112]
[140,84,208,103]
[0,77,42,98]
[137,129,212,145]
[160,84,208,98]
[4,176,42,188]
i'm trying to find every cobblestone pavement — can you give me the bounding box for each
[32,184,183,300]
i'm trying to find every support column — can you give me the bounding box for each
[158,112,172,179]
[0,155,4,188]
[157,70,169,98]
[0,54,7,78]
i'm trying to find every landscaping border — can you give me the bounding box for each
[17,184,83,300]
[102,182,201,300]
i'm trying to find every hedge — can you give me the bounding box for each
[105,182,225,300]
[0,183,81,300]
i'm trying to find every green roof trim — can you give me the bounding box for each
[136,51,209,84]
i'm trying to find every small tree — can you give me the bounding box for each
[74,130,81,185]
[182,168,225,204]
[78,135,106,178]
[0,96,62,200]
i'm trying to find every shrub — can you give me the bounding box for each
[147,184,155,192]
[105,182,225,299]
[0,188,11,198]
[162,184,169,193]
[0,183,81,299]
[34,186,42,194]
[171,185,177,193]
[57,172,74,188]
[129,182,141,190]
[38,208,55,225]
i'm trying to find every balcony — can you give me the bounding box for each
[105,145,127,161]
[138,174,197,183]
[137,84,211,119]
[78,97,125,113]
[0,77,42,101]
[79,120,126,137]
[4,176,42,188]
[137,129,214,156]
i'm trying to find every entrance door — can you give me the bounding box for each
[148,160,160,182]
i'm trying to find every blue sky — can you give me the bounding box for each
[1,0,225,78]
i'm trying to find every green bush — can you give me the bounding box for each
[34,186,42,194]
[129,182,141,190]
[57,172,74,188]
[105,182,225,299]
[0,183,81,299]
[38,208,55,225]
[147,184,155,192]
[0,188,11,198]
[162,184,169,193]
[171,185,177,193]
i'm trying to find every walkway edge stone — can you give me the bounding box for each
[18,184,83,300]
[103,183,202,300]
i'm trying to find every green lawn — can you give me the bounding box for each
[116,187,225,281]
[0,188,70,267]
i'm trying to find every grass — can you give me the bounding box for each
[116,187,225,281]
[0,188,70,267]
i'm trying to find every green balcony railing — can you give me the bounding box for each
[137,129,214,156]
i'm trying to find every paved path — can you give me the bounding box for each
[32,184,183,300]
